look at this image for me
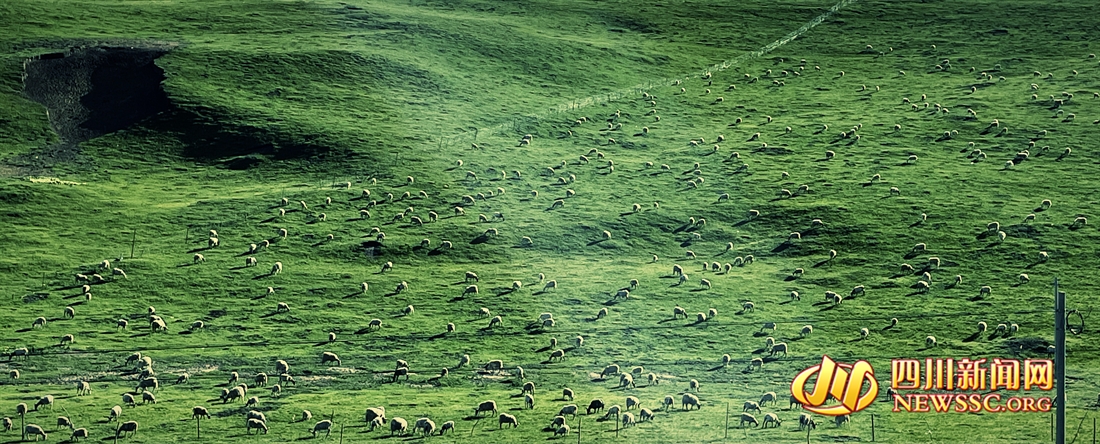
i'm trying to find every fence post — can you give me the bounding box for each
[577,416,581,444]
[724,402,729,440]
[129,230,137,259]
[871,413,876,441]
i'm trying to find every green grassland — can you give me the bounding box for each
[1,0,1099,442]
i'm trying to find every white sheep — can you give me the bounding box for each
[770,342,789,357]
[926,336,937,347]
[682,393,701,410]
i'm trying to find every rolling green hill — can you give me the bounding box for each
[0,0,1098,442]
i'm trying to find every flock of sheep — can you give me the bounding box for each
[3,36,1096,441]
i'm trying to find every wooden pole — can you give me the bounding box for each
[577,416,581,444]
[339,424,344,444]
[871,413,876,441]
[129,230,137,259]
[724,402,729,440]
[616,411,619,437]
[196,416,200,439]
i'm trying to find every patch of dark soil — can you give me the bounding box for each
[23,45,172,146]
[14,42,329,172]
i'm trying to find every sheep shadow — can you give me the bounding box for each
[471,235,491,244]
[968,295,985,302]
[783,275,797,282]
[881,324,896,332]
[586,239,609,246]
[812,260,830,268]
[962,332,981,343]
[771,242,792,253]
[751,347,768,354]
[706,365,727,372]
[905,291,927,297]
[732,219,753,227]
[818,304,838,312]
[1024,261,1044,269]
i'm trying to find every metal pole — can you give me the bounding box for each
[196,416,200,439]
[616,412,619,438]
[1056,279,1066,444]
[872,413,876,441]
[339,424,344,444]
[130,230,137,259]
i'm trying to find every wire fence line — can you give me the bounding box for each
[9,306,1050,359]
[435,0,859,148]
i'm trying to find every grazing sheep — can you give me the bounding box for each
[743,401,761,413]
[979,285,992,296]
[742,302,755,313]
[544,280,558,291]
[739,413,759,427]
[926,336,937,347]
[770,343,789,357]
[34,395,54,411]
[141,391,156,404]
[800,325,813,337]
[320,352,341,366]
[109,405,122,421]
[498,413,519,429]
[597,307,609,319]
[760,322,777,332]
[71,428,89,440]
[700,279,712,289]
[762,413,782,428]
[556,404,581,420]
[390,418,408,436]
[682,394,701,410]
[689,379,700,392]
[116,421,139,438]
[835,414,851,427]
[24,424,47,441]
[549,349,566,362]
[619,373,636,388]
[799,413,817,430]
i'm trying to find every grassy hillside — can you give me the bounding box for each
[1,0,1099,442]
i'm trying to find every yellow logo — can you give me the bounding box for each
[791,355,879,416]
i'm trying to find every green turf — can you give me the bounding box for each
[1,0,1098,442]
